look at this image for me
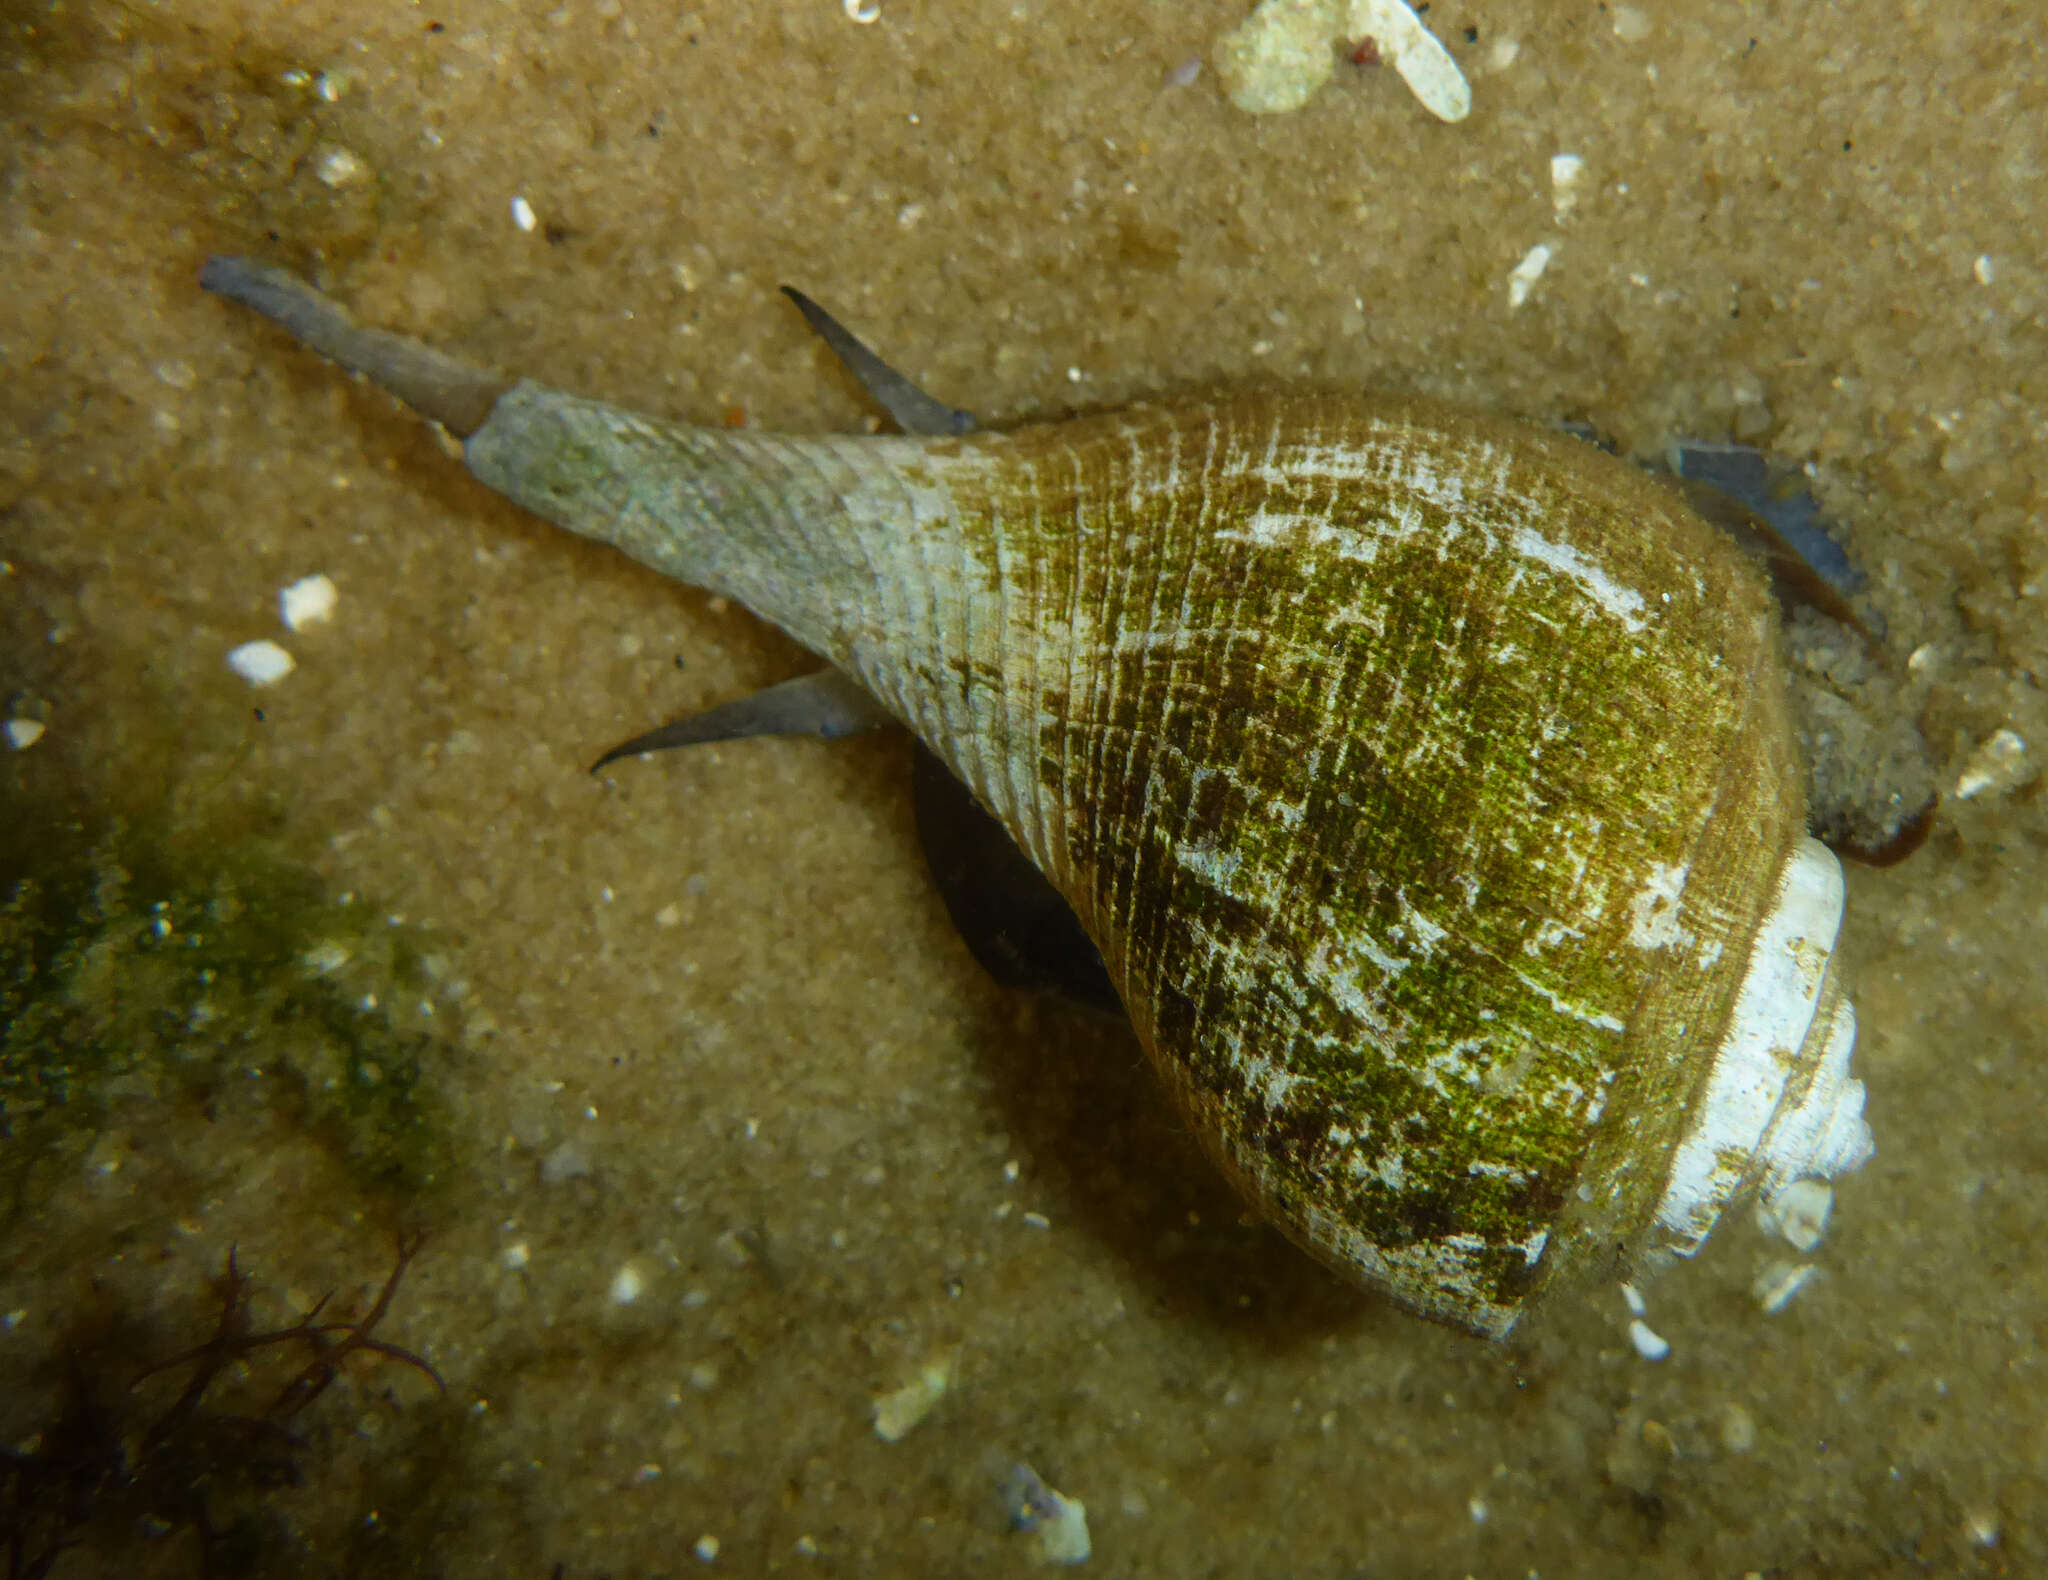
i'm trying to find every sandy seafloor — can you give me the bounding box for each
[4,0,2047,1575]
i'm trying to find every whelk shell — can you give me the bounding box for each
[200,258,1875,1338]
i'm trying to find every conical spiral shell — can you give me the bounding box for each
[469,384,1869,1335]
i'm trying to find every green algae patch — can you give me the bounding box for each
[0,809,468,1208]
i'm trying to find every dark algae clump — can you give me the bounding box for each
[0,1238,441,1579]
[0,805,467,1208]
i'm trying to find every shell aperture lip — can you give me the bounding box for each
[1651,836,1872,1257]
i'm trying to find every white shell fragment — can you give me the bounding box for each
[842,0,881,21]
[279,572,338,630]
[1506,243,1553,309]
[1954,727,2029,799]
[1353,0,1471,120]
[1756,1178,1833,1253]
[1002,1463,1092,1565]
[1213,0,1471,121]
[227,639,296,687]
[511,195,538,232]
[1753,1260,1819,1314]
[314,146,368,188]
[1627,1318,1671,1362]
[871,1353,955,1442]
[1550,153,1585,221]
[3,718,44,750]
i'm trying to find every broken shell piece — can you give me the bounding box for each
[1954,728,2030,800]
[280,572,338,630]
[1756,1177,1833,1253]
[1551,153,1585,221]
[1506,243,1553,309]
[871,1353,955,1441]
[1627,1318,1671,1362]
[1002,1463,1092,1566]
[1352,0,1470,120]
[1753,1259,1819,1314]
[1214,0,1470,121]
[3,718,44,750]
[227,639,296,686]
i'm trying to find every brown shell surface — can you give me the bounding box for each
[468,385,1808,1336]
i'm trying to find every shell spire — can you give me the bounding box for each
[204,261,1874,1338]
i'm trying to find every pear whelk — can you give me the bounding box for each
[201,258,1874,1337]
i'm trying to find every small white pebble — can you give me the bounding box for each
[609,1263,645,1304]
[511,195,538,232]
[1507,243,1553,309]
[1485,36,1521,70]
[301,940,351,973]
[1163,55,1202,87]
[279,573,338,631]
[873,1355,954,1441]
[1756,1178,1833,1253]
[842,0,879,21]
[1954,728,2028,799]
[688,1362,719,1391]
[1754,1260,1818,1314]
[500,1241,530,1270]
[1627,1318,1670,1361]
[1003,1159,1022,1181]
[1003,1464,1092,1565]
[1964,1507,2001,1547]
[1973,253,1996,285]
[655,903,682,926]
[694,1534,720,1563]
[1468,1494,1489,1524]
[1550,152,1585,220]
[1619,1281,1647,1317]
[1718,1401,1757,1453]
[315,147,367,188]
[227,639,295,687]
[1022,1211,1051,1229]
[1610,4,1653,41]
[4,718,44,750]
